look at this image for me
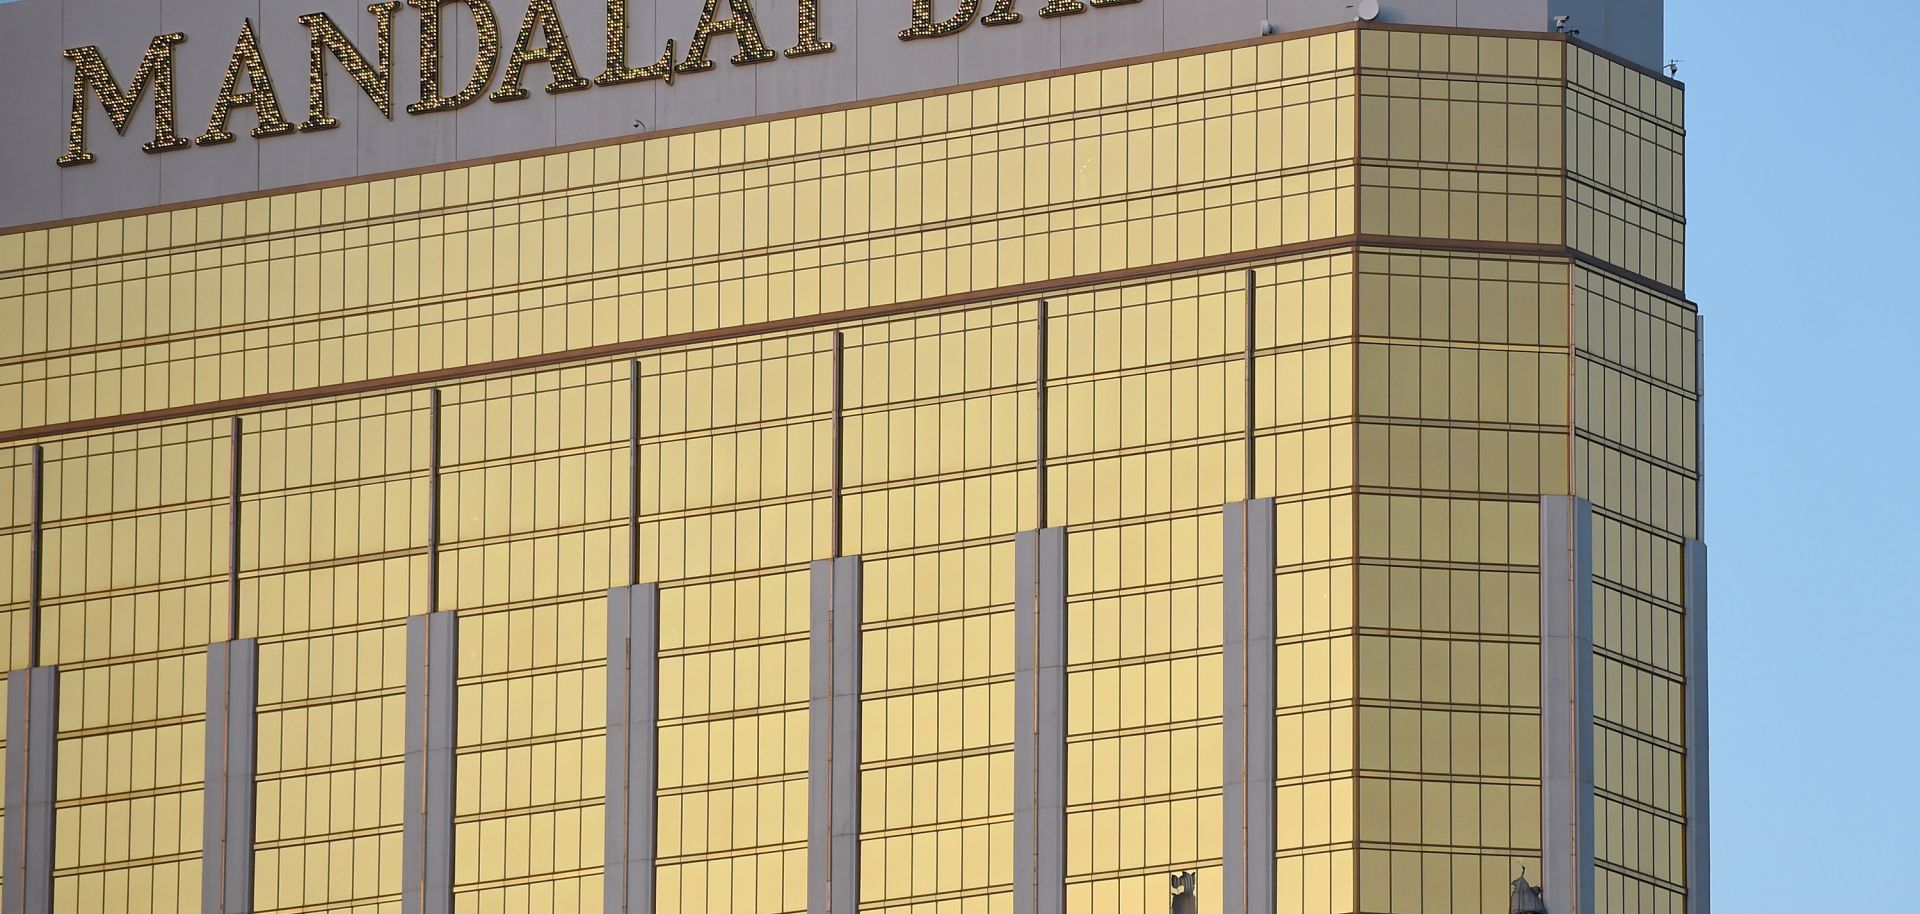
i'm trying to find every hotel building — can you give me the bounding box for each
[0,1,1705,912]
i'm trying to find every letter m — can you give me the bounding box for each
[59,33,191,166]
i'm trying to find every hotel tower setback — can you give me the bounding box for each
[0,0,1705,913]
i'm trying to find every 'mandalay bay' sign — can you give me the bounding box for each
[58,0,1142,166]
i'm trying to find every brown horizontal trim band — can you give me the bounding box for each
[0,21,1661,238]
[0,235,1688,446]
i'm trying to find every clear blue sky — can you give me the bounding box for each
[1671,1,1920,908]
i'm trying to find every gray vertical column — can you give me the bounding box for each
[628,360,643,586]
[404,390,455,914]
[203,417,258,914]
[830,333,847,558]
[1242,270,1258,502]
[1034,303,1050,526]
[808,556,862,914]
[5,445,56,914]
[402,613,459,914]
[426,391,443,615]
[1684,540,1711,914]
[605,584,660,914]
[1013,527,1066,914]
[26,446,43,668]
[1540,496,1595,914]
[227,417,243,641]
[3,666,58,914]
[203,639,259,914]
[1222,499,1277,914]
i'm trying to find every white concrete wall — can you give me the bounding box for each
[0,0,1661,229]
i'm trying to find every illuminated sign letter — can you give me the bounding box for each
[979,0,1142,28]
[1038,0,1142,17]
[899,0,981,39]
[57,33,190,166]
[982,0,1020,26]
[298,2,401,131]
[406,0,501,114]
[48,0,1155,161]
[598,0,677,86]
[493,0,591,100]
[200,18,297,145]
[675,0,777,74]
[787,0,835,57]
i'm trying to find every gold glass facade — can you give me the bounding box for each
[0,23,1697,914]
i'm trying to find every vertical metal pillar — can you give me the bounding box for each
[1687,305,1711,914]
[606,584,661,914]
[807,556,862,913]
[202,640,259,914]
[1684,540,1711,914]
[629,361,643,586]
[830,333,846,559]
[1013,527,1066,914]
[228,417,243,640]
[3,667,57,914]
[1013,294,1065,914]
[609,363,660,913]
[1243,270,1258,501]
[404,391,456,914]
[426,390,442,614]
[402,613,458,914]
[1540,495,1595,914]
[1035,301,1050,528]
[5,447,56,914]
[26,445,43,668]
[203,417,259,914]
[1222,499,1277,914]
